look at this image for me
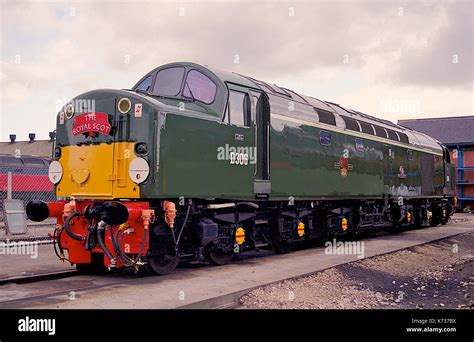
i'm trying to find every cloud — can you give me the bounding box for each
[388,1,473,88]
[0,0,472,141]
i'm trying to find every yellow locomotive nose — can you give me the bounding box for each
[56,142,140,200]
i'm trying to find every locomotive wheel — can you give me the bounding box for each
[208,250,234,266]
[145,254,180,275]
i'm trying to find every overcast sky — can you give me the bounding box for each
[0,0,472,141]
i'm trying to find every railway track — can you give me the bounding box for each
[0,273,144,309]
[0,269,80,286]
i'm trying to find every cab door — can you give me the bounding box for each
[222,84,256,196]
[251,91,271,196]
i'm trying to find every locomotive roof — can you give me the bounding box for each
[136,62,443,154]
[206,65,443,154]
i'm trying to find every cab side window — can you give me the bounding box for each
[136,75,153,92]
[227,90,250,127]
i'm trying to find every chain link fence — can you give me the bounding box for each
[1,163,56,242]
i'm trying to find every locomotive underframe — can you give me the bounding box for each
[29,195,454,275]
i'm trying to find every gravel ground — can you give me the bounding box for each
[239,230,474,309]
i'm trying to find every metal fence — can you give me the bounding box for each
[0,166,56,241]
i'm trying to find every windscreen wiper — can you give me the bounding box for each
[134,88,149,95]
[185,81,196,102]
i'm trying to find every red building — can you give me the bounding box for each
[399,116,474,210]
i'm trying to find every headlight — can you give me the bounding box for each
[48,161,63,184]
[129,158,149,184]
[118,97,132,114]
[65,103,74,119]
[54,146,62,159]
[134,142,148,155]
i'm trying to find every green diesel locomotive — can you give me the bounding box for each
[27,62,456,274]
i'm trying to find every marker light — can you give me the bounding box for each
[129,158,149,184]
[48,161,63,184]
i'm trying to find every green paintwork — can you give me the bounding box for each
[54,63,451,202]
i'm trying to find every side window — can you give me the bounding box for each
[319,130,331,146]
[407,149,414,161]
[359,121,374,135]
[342,117,360,132]
[373,125,388,138]
[399,132,409,144]
[316,109,336,126]
[228,91,249,127]
[386,129,400,141]
[183,70,217,104]
[136,75,153,92]
[152,67,185,96]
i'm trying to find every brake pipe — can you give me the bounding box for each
[96,221,116,267]
[53,226,67,261]
[63,211,83,241]
[111,225,134,266]
[175,204,191,249]
[135,228,147,264]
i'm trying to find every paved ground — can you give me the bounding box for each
[0,244,75,280]
[1,217,472,309]
[240,231,474,309]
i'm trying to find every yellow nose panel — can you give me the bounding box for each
[71,169,90,184]
[56,142,140,200]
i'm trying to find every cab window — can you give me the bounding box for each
[136,75,153,92]
[183,70,217,104]
[152,67,185,96]
[227,90,250,127]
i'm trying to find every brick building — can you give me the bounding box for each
[399,116,474,210]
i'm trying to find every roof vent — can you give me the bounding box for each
[9,134,16,144]
[28,133,36,143]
